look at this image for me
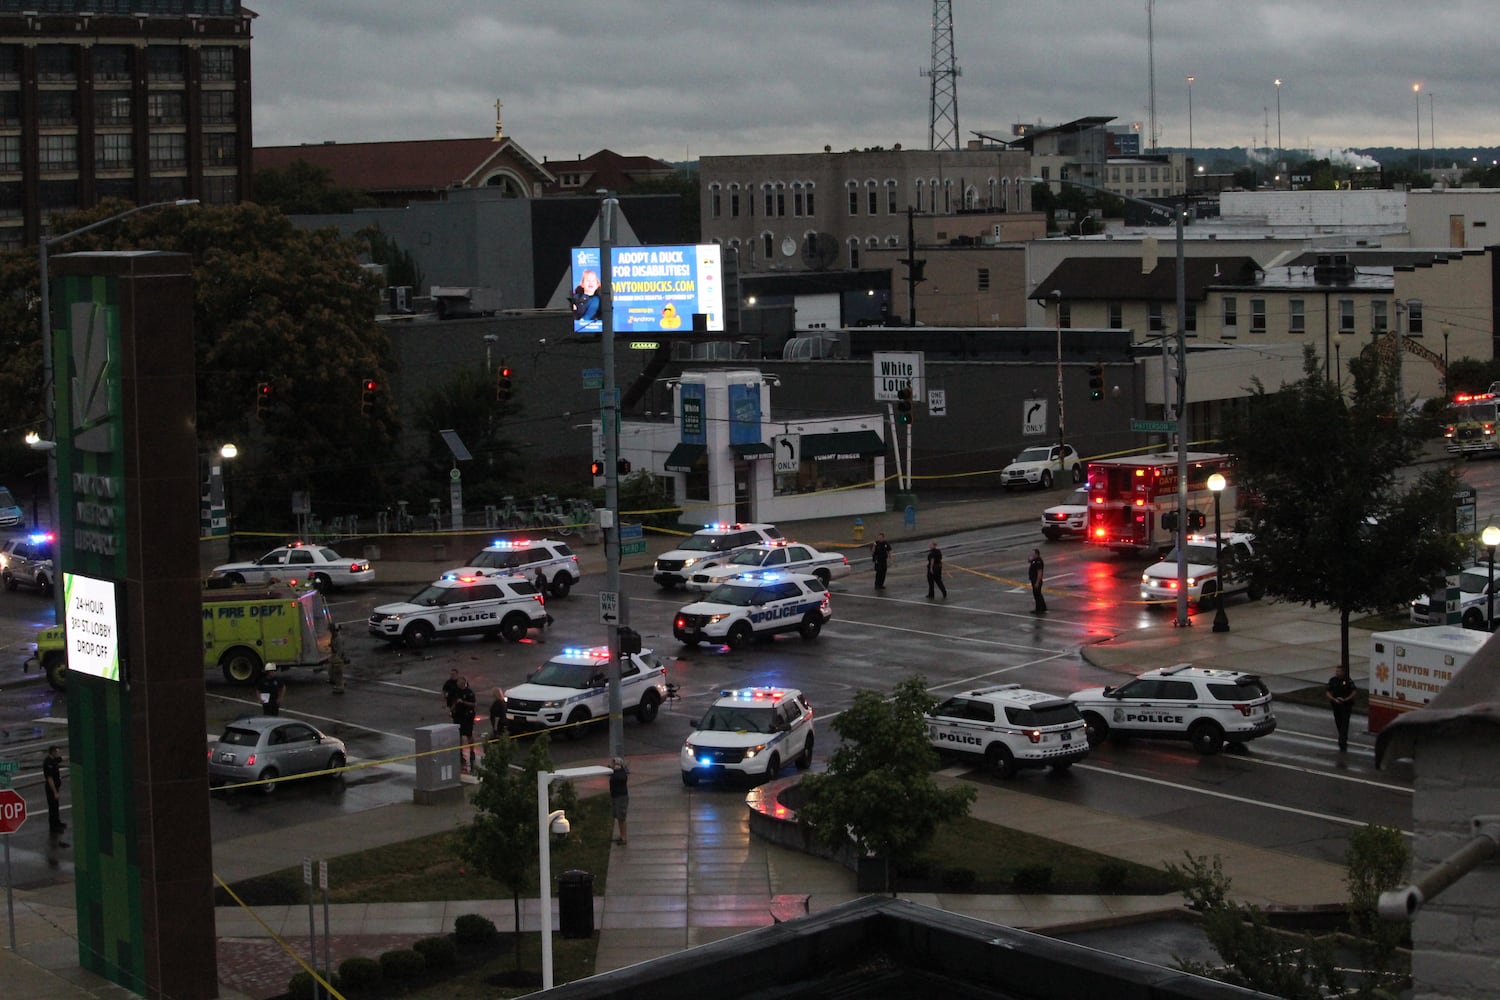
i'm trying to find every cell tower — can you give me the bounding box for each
[923,0,961,151]
[1146,0,1157,152]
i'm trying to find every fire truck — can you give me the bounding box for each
[1443,391,1500,456]
[1084,452,1236,555]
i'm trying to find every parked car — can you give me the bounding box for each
[0,487,24,529]
[0,532,55,596]
[207,717,347,794]
[681,686,814,786]
[1069,663,1276,754]
[1001,444,1083,490]
[1410,566,1496,629]
[1040,487,1090,540]
[685,540,850,591]
[1140,532,1262,609]
[211,542,374,591]
[444,538,581,598]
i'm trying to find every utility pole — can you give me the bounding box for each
[903,207,924,326]
[598,192,625,760]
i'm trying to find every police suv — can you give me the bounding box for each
[367,574,548,648]
[1069,663,1276,754]
[681,686,814,786]
[506,645,669,737]
[444,538,582,598]
[653,522,783,589]
[926,684,1090,778]
[672,572,831,648]
[685,540,850,591]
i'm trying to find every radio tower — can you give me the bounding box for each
[1146,0,1158,152]
[923,0,961,150]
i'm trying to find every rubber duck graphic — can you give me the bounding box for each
[660,303,682,329]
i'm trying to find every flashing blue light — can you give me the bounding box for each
[560,645,612,660]
[29,532,53,544]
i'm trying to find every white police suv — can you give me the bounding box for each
[505,645,669,738]
[1069,663,1276,754]
[672,572,831,648]
[681,686,814,786]
[444,538,581,598]
[653,522,783,589]
[1140,533,1262,609]
[926,684,1090,778]
[367,574,548,648]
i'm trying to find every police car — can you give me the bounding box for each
[212,541,375,591]
[672,572,831,648]
[1069,663,1276,754]
[367,575,548,648]
[1040,487,1090,540]
[506,646,669,737]
[653,522,783,589]
[926,684,1090,778]
[681,686,814,786]
[685,540,850,591]
[1140,532,1262,609]
[444,538,581,598]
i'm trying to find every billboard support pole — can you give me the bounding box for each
[599,193,624,761]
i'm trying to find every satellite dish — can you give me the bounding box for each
[801,232,839,270]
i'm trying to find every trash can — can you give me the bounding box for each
[557,869,595,939]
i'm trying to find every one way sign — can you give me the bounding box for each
[599,591,619,625]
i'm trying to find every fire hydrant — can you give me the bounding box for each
[853,516,864,543]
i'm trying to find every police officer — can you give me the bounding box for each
[259,663,286,715]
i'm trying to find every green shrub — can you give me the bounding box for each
[286,968,338,1000]
[414,935,458,968]
[338,955,382,990]
[379,948,426,979]
[1096,860,1130,891]
[454,912,498,944]
[941,866,978,891]
[1011,864,1053,893]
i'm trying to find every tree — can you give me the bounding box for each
[1223,346,1465,670]
[456,733,577,971]
[405,365,528,508]
[0,199,399,531]
[252,159,378,215]
[1345,824,1411,997]
[796,676,975,894]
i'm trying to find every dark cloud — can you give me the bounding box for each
[250,1,1499,161]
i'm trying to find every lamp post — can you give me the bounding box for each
[38,198,198,622]
[1032,174,1191,626]
[1273,79,1283,168]
[1412,83,1422,173]
[1186,75,1195,189]
[538,765,611,990]
[1483,525,1500,633]
[1208,473,1229,632]
[218,443,238,560]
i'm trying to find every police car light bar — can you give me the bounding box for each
[560,646,612,660]
[703,522,744,530]
[488,539,531,549]
[720,687,785,701]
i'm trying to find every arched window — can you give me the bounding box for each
[866,179,878,215]
[942,178,954,214]
[986,177,997,209]
[728,182,741,219]
[914,178,926,213]
[964,184,977,209]
[804,180,816,216]
[886,179,899,214]
[709,182,722,219]
[792,181,804,217]
[763,182,775,218]
[761,231,774,261]
[848,237,860,269]
[846,180,859,215]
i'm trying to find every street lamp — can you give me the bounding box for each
[538,765,611,990]
[1413,83,1422,173]
[1274,79,1283,168]
[1483,525,1500,633]
[1032,174,1191,626]
[1207,473,1229,633]
[37,198,199,621]
[1186,76,1195,189]
[218,443,238,560]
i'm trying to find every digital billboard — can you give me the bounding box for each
[571,244,725,334]
[64,572,121,682]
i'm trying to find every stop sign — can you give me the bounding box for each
[0,788,27,834]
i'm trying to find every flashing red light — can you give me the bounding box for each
[1026,729,1042,744]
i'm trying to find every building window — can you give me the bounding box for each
[728,183,740,218]
[38,92,77,126]
[1148,302,1163,333]
[37,45,77,82]
[848,237,859,269]
[774,182,785,217]
[148,92,185,125]
[914,178,925,213]
[0,92,17,126]
[95,91,132,126]
[0,135,18,172]
[977,267,990,292]
[867,180,878,216]
[1107,302,1123,329]
[147,45,185,82]
[763,183,774,218]
[96,177,136,202]
[1222,296,1237,328]
[92,45,131,82]
[847,181,858,215]
[201,46,236,82]
[1338,299,1355,333]
[792,181,804,217]
[1250,298,1266,332]
[1289,299,1305,334]
[1058,302,1072,328]
[1406,300,1424,335]
[805,182,815,216]
[147,176,187,202]
[95,133,133,170]
[39,135,78,171]
[886,179,897,214]
[709,183,721,218]
[204,132,237,167]
[148,132,186,170]
[1371,300,1388,333]
[202,91,235,125]
[39,179,78,211]
[0,46,18,82]
[1185,301,1197,334]
[202,174,237,205]
[943,178,953,213]
[0,180,20,218]
[761,232,773,261]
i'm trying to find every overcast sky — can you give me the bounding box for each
[249,1,1498,165]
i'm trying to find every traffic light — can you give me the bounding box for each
[1161,511,1179,532]
[496,365,513,402]
[617,458,632,475]
[1088,364,1104,400]
[896,385,913,424]
[255,381,272,419]
[590,459,605,477]
[1188,510,1207,531]
[360,378,379,416]
[617,625,642,655]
